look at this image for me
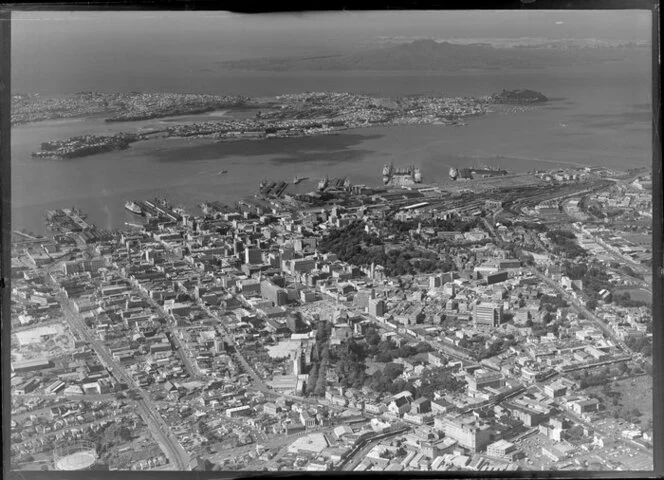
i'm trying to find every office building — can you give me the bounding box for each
[474,302,503,328]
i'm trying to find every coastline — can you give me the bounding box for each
[20,90,540,160]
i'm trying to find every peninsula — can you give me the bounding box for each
[18,90,549,160]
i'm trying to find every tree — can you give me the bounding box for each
[366,328,381,346]
[417,366,464,398]
[306,364,319,395]
[117,425,133,442]
[383,362,405,380]
[314,369,327,396]
[320,345,330,365]
[415,342,433,354]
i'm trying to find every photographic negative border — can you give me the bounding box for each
[0,2,660,479]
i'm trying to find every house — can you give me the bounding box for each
[431,398,455,415]
[263,403,281,416]
[428,352,446,367]
[410,397,431,414]
[333,425,354,441]
[364,402,385,415]
[570,398,600,415]
[300,410,317,428]
[542,443,575,462]
[388,396,411,416]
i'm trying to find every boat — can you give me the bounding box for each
[317,176,329,191]
[383,164,422,186]
[273,181,288,197]
[259,179,272,194]
[293,176,308,184]
[382,163,393,185]
[217,170,228,175]
[124,201,144,216]
[470,166,508,178]
[155,197,170,208]
[449,165,508,181]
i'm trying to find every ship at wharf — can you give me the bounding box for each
[259,180,289,198]
[124,198,181,223]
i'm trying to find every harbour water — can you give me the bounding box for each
[11,61,651,234]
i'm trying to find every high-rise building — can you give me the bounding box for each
[466,369,504,391]
[292,349,305,375]
[474,302,503,328]
[486,271,509,285]
[368,298,386,317]
[287,313,307,333]
[213,337,225,354]
[289,258,316,274]
[261,280,288,306]
[245,247,263,265]
[437,413,493,452]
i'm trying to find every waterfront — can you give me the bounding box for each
[12,77,650,234]
[11,31,651,235]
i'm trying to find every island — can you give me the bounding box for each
[31,133,142,159]
[490,89,549,105]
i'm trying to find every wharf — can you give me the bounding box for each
[142,199,181,223]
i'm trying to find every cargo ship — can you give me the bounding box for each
[259,179,288,197]
[326,177,348,190]
[273,181,288,197]
[449,166,508,180]
[317,176,329,191]
[382,163,423,186]
[259,179,275,195]
[124,201,144,215]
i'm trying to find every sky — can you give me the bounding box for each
[12,10,651,59]
[10,10,651,94]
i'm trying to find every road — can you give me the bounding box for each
[583,233,651,288]
[475,200,651,370]
[155,245,345,413]
[526,267,652,369]
[529,267,615,336]
[119,273,202,380]
[146,296,203,379]
[59,297,191,470]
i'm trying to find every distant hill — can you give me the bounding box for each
[219,39,648,72]
[491,89,549,104]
